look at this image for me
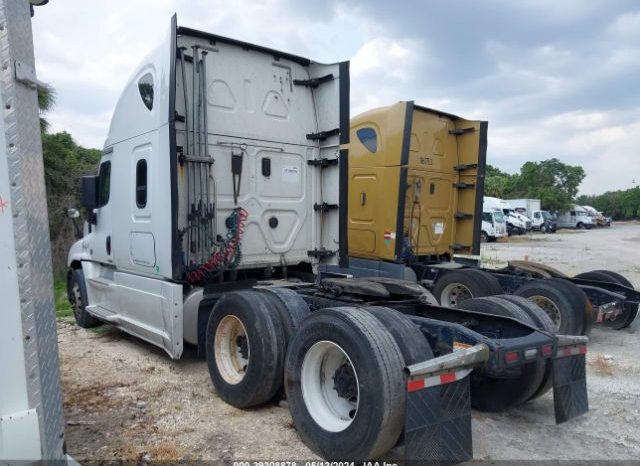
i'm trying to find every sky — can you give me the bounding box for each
[31,0,640,195]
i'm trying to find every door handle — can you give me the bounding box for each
[360,192,366,206]
[106,235,111,255]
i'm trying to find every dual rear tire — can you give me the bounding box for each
[205,292,432,459]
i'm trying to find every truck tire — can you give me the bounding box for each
[575,270,634,289]
[285,307,405,460]
[363,306,433,365]
[432,269,503,308]
[497,295,555,400]
[258,287,310,343]
[599,271,634,289]
[480,231,489,243]
[575,270,637,328]
[554,278,593,336]
[513,279,584,335]
[206,290,286,408]
[457,297,546,411]
[67,268,101,328]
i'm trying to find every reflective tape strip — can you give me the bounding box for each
[557,345,587,358]
[407,368,472,393]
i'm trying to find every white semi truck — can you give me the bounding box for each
[66,16,591,463]
[481,203,508,242]
[557,205,594,229]
[484,196,530,234]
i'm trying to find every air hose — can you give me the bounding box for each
[186,207,248,284]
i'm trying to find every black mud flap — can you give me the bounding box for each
[552,353,588,424]
[404,376,472,465]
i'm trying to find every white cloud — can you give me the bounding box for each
[31,0,640,196]
[607,10,640,40]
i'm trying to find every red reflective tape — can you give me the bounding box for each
[579,345,587,355]
[440,372,457,384]
[407,379,425,392]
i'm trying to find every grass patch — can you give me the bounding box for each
[53,274,73,319]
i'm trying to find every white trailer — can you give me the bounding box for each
[0,0,66,462]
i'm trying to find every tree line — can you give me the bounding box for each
[576,188,640,220]
[484,158,585,213]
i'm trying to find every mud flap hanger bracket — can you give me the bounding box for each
[403,344,489,464]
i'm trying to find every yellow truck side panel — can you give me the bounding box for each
[348,101,487,262]
[349,166,402,261]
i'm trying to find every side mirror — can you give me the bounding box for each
[67,207,80,219]
[81,176,99,209]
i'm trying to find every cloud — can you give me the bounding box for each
[31,0,640,195]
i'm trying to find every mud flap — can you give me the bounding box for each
[552,352,588,424]
[404,375,472,464]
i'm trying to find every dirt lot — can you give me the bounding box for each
[58,223,640,463]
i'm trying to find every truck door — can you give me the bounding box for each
[91,154,114,265]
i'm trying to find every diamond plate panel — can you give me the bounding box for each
[405,378,472,464]
[0,0,65,459]
[553,354,588,424]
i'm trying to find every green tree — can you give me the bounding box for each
[38,85,101,272]
[484,164,517,198]
[508,158,585,212]
[37,84,56,133]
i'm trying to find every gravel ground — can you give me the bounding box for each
[58,222,640,463]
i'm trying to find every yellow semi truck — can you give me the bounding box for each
[346,101,639,335]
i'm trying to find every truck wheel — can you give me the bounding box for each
[575,270,636,329]
[285,307,405,460]
[513,279,584,335]
[206,290,286,408]
[540,224,547,233]
[67,268,100,328]
[496,295,555,401]
[576,222,584,229]
[432,269,502,308]
[457,297,546,411]
[480,231,489,243]
[363,306,433,365]
[258,288,310,343]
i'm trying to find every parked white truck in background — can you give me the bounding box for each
[508,199,546,229]
[557,205,594,229]
[484,196,530,234]
[481,203,508,242]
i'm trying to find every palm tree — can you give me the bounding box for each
[37,84,55,133]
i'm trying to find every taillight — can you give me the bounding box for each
[505,351,520,363]
[542,344,553,357]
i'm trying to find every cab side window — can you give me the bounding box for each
[356,127,377,153]
[138,73,154,111]
[482,212,492,222]
[97,161,111,207]
[136,159,148,208]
